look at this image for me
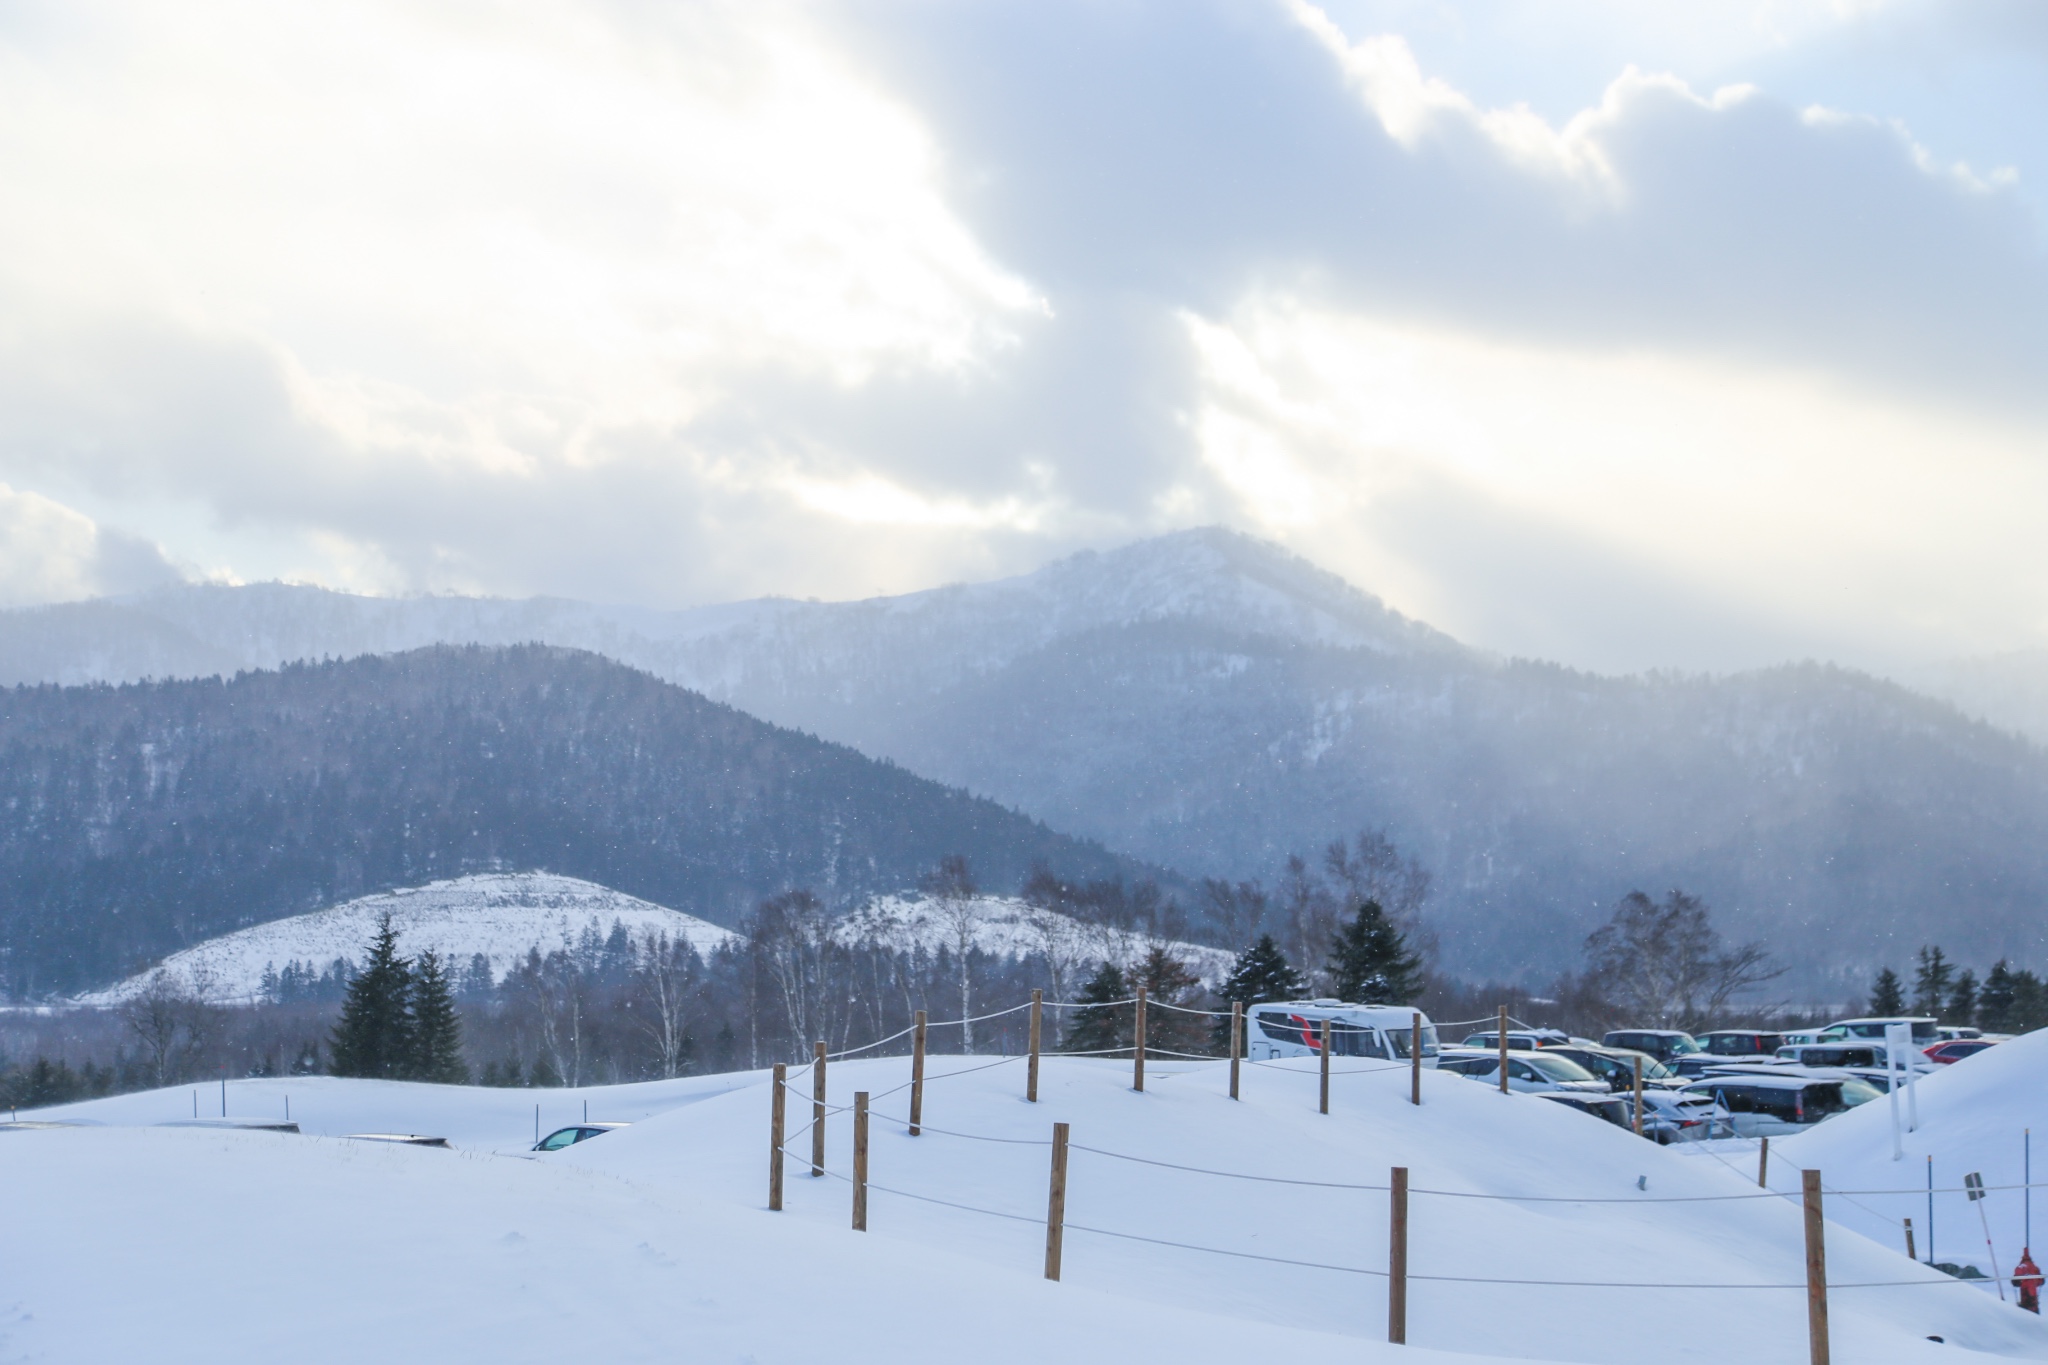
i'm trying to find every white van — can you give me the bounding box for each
[1243,1000,1440,1065]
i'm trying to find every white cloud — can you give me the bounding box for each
[0,485,179,606]
[2,0,2047,674]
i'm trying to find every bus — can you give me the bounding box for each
[1243,999,1440,1064]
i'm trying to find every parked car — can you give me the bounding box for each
[1601,1030,1702,1063]
[533,1121,629,1152]
[1461,1028,1571,1050]
[1244,1002,1441,1063]
[1680,1074,1881,1136]
[1531,1091,1633,1128]
[1695,1030,1785,1057]
[1937,1027,1983,1042]
[1542,1045,1687,1092]
[1818,1016,1939,1046]
[1924,1038,1998,1065]
[1435,1048,1609,1094]
[1632,1088,1734,1143]
[1666,1053,1729,1080]
[1773,1042,1935,1073]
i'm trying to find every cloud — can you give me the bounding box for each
[0,485,180,606]
[2,0,2047,671]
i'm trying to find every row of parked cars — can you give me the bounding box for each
[1234,1001,1996,1144]
[1439,1016,2000,1142]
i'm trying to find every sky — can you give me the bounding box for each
[1,0,2045,674]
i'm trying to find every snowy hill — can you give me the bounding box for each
[836,894,1236,988]
[73,874,738,1006]
[15,1051,2045,1363]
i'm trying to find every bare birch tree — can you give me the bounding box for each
[922,856,981,1050]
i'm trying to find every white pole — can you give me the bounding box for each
[1905,1037,1921,1133]
[1885,1027,1904,1162]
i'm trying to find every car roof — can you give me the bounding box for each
[1685,1071,1844,1089]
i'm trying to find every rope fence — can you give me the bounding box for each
[761,990,2023,1365]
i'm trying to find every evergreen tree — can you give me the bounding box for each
[1133,945,1206,1055]
[330,915,416,1079]
[1063,961,1130,1054]
[1979,961,2017,1032]
[1911,946,1954,1017]
[1212,935,1306,1053]
[2013,969,2048,1034]
[408,949,469,1083]
[1327,901,1423,1004]
[1868,967,1906,1017]
[1947,970,1979,1030]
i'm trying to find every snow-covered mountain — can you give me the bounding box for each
[0,526,1454,693]
[13,527,2048,989]
[75,874,738,1006]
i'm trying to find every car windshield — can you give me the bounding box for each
[1387,1025,1439,1058]
[1838,1078,1883,1107]
[1667,1035,1702,1055]
[538,1128,580,1151]
[1526,1054,1597,1082]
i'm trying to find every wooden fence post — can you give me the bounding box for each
[1045,1121,1070,1281]
[1759,1137,1771,1188]
[1319,1019,1332,1115]
[812,1040,827,1177]
[1388,1165,1409,1345]
[1230,1002,1243,1101]
[1028,989,1042,1103]
[852,1091,869,1231]
[1803,1169,1830,1365]
[769,1063,786,1211]
[1633,1055,1644,1135]
[910,1010,926,1136]
[1410,1013,1422,1106]
[1496,1006,1509,1095]
[1133,987,1147,1093]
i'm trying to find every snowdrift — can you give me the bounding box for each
[1772,1028,2048,1282]
[12,1050,2048,1364]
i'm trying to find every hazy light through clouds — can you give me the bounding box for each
[1,0,2045,672]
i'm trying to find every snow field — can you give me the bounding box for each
[16,1049,2048,1364]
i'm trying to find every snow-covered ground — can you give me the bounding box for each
[1762,1031,2048,1283]
[74,873,739,1006]
[837,894,1236,987]
[11,1044,2046,1363]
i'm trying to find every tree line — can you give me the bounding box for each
[1866,946,2048,1033]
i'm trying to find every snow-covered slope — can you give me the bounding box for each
[1771,1029,2048,1280]
[837,894,1236,987]
[74,873,738,1006]
[15,1052,2042,1364]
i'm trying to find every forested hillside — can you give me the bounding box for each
[0,647,1134,996]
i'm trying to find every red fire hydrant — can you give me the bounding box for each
[2013,1248,2043,1314]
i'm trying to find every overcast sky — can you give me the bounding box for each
[1,0,2044,673]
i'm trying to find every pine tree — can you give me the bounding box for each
[1212,934,1306,1052]
[2013,969,2048,1034]
[1979,961,2017,1032]
[1327,901,1423,1004]
[1064,961,1131,1055]
[1868,967,1906,1017]
[408,949,469,1083]
[1947,970,1979,1030]
[1134,945,1206,1055]
[1911,946,1954,1017]
[330,915,416,1079]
